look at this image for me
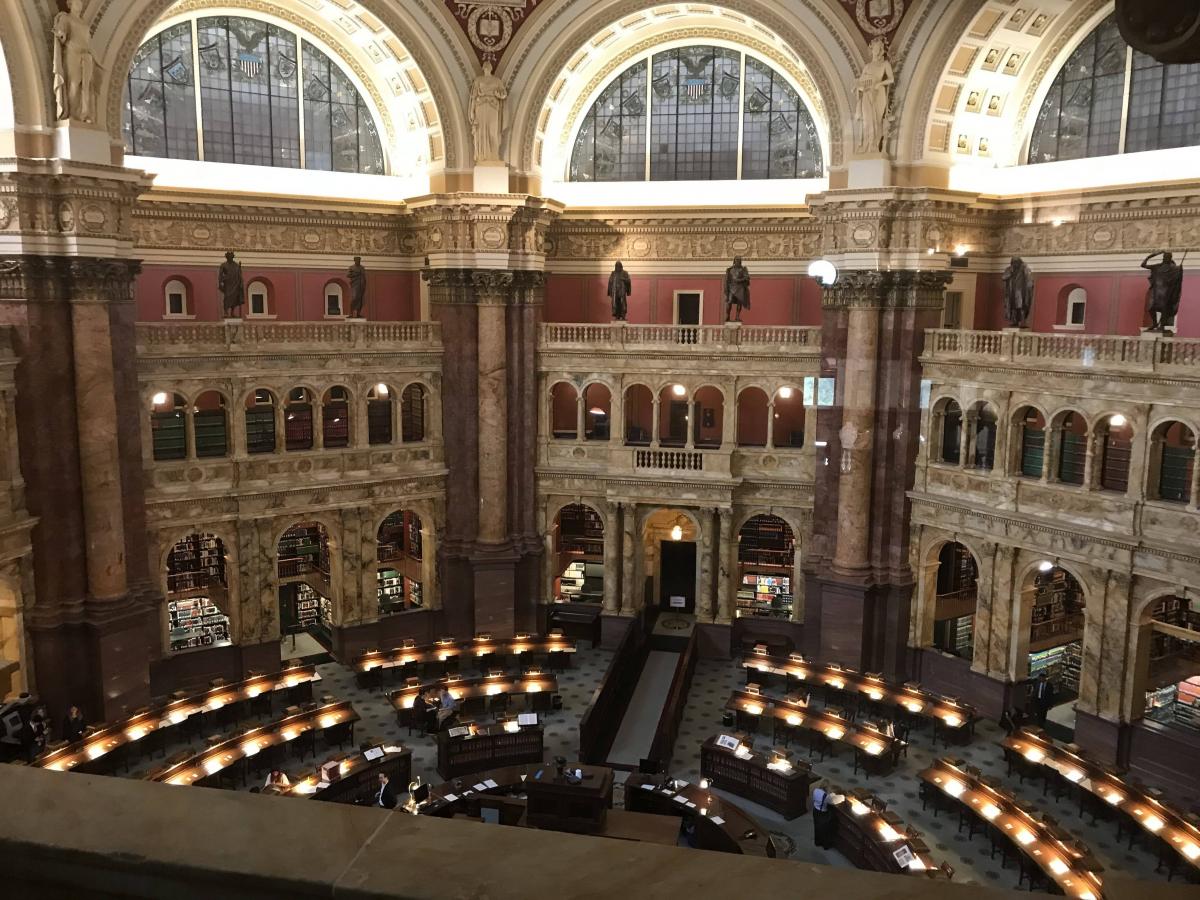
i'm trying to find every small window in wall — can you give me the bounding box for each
[1064,288,1086,327]
[325,283,344,318]
[247,280,270,317]
[164,279,190,317]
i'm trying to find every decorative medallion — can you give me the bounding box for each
[851,222,876,246]
[447,0,539,64]
[1090,225,1115,249]
[843,0,909,40]
[191,224,212,242]
[81,205,107,231]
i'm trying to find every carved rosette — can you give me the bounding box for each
[821,269,953,310]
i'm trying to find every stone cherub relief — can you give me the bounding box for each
[469,60,508,163]
[53,0,101,123]
[854,38,894,156]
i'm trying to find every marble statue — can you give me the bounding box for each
[1001,256,1035,328]
[53,0,99,122]
[1143,250,1184,331]
[854,38,894,155]
[724,257,751,322]
[218,251,244,317]
[607,261,631,320]
[469,60,508,163]
[347,256,367,317]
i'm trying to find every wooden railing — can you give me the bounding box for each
[578,615,648,765]
[137,320,441,350]
[540,323,820,351]
[923,328,1200,375]
[647,630,699,773]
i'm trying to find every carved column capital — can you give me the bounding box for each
[822,269,954,310]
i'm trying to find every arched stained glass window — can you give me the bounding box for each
[569,45,823,182]
[1028,14,1200,164]
[123,15,385,174]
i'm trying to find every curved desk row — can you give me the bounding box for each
[623,772,778,857]
[1004,728,1200,877]
[146,701,359,786]
[354,634,575,675]
[725,690,904,774]
[699,733,817,819]
[275,746,412,803]
[741,649,977,737]
[35,665,320,773]
[389,673,558,714]
[829,788,947,878]
[919,757,1104,899]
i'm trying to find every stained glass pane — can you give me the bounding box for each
[123,23,197,160]
[198,17,235,164]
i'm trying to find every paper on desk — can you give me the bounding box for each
[639,783,654,790]
[443,793,458,802]
[317,780,331,789]
[483,779,499,789]
[710,816,725,825]
[661,788,674,795]
[382,745,404,754]
[673,795,688,804]
[473,783,488,791]
[685,802,696,808]
[674,780,689,787]
[363,747,385,761]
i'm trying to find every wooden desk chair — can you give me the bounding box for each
[488,692,509,718]
[734,709,762,735]
[957,806,986,840]
[461,695,487,718]
[214,758,245,790]
[987,822,1016,868]
[547,650,570,671]
[291,729,316,761]
[805,729,832,762]
[1016,853,1050,892]
[919,781,947,817]
[355,667,382,692]
[939,862,954,880]
[322,720,355,751]
[476,653,497,676]
[772,719,796,748]
[531,691,555,716]
[286,681,314,706]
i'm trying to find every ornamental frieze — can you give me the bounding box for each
[546,216,820,262]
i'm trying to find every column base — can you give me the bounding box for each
[803,570,912,677]
[471,541,521,638]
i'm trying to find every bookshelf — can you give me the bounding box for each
[736,573,792,619]
[367,398,393,444]
[322,400,349,448]
[557,505,603,556]
[1061,640,1082,693]
[278,523,329,579]
[245,406,275,454]
[1030,569,1084,649]
[285,405,313,451]
[1160,445,1194,502]
[1028,645,1067,683]
[401,384,425,442]
[1020,427,1045,477]
[738,515,794,568]
[166,533,226,596]
[377,567,404,615]
[736,516,794,621]
[193,409,228,458]
[556,559,602,603]
[151,410,187,461]
[168,596,230,653]
[1058,430,1086,485]
[1100,432,1132,492]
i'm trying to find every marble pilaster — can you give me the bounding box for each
[696,507,715,620]
[602,501,620,614]
[621,502,637,615]
[715,508,734,623]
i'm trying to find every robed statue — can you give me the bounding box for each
[607,261,631,320]
[347,256,367,317]
[854,38,894,155]
[469,60,508,163]
[1142,250,1184,332]
[724,257,751,322]
[218,251,244,317]
[53,0,99,122]
[1001,256,1035,328]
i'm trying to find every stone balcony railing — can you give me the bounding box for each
[923,328,1200,376]
[136,320,442,353]
[539,323,820,353]
[540,440,814,483]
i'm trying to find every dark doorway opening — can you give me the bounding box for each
[676,292,701,344]
[659,540,697,613]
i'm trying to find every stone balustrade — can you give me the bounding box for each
[136,320,442,353]
[923,328,1200,376]
[540,322,820,353]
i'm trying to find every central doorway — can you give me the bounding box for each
[658,540,696,613]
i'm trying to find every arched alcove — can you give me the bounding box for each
[736,514,795,620]
[277,520,334,648]
[377,510,424,615]
[550,503,604,604]
[164,533,231,653]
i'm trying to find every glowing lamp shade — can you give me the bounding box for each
[1023,746,1045,762]
[778,386,793,399]
[878,824,901,842]
[375,383,389,395]
[672,383,686,397]
[981,802,1000,820]
[1143,814,1164,832]
[785,713,802,726]
[670,524,683,541]
[744,703,764,716]
[504,720,520,733]
[1016,829,1035,845]
[1048,858,1069,876]
[943,778,965,798]
[1109,414,1127,428]
[850,800,869,816]
[825,725,845,740]
[808,259,838,286]
[151,391,169,407]
[1182,843,1200,861]
[1038,560,1054,572]
[943,714,962,728]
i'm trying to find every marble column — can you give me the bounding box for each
[1191,446,1200,508]
[969,540,998,676]
[602,501,620,614]
[832,293,881,575]
[1042,426,1058,482]
[959,412,973,468]
[421,522,440,611]
[651,396,661,447]
[620,502,637,615]
[790,542,806,623]
[765,401,776,450]
[696,508,715,620]
[609,381,623,446]
[575,391,585,443]
[473,271,513,544]
[716,508,734,623]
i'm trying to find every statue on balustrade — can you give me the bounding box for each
[218,251,244,317]
[1001,256,1034,328]
[608,261,631,320]
[52,0,99,123]
[347,256,367,317]
[1142,250,1184,332]
[724,257,751,322]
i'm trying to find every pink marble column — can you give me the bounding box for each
[833,301,880,575]
[472,271,513,544]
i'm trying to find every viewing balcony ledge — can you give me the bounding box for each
[923,328,1200,376]
[541,441,814,482]
[136,320,442,353]
[539,322,821,353]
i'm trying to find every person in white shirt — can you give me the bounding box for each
[264,769,290,789]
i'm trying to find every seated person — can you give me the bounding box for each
[61,705,87,743]
[376,772,399,809]
[437,686,459,727]
[264,768,290,789]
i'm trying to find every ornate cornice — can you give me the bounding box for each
[0,255,140,303]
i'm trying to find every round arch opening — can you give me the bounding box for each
[736,514,796,620]
[550,503,604,604]
[277,521,333,653]
[1138,595,1200,733]
[164,532,231,653]
[377,510,424,615]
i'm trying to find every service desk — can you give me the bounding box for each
[1004,728,1200,878]
[919,757,1104,899]
[623,773,778,857]
[699,734,816,819]
[436,723,544,779]
[146,701,358,787]
[526,764,614,833]
[278,745,412,803]
[830,788,946,877]
[725,690,904,774]
[741,649,977,740]
[36,666,321,774]
[355,634,575,680]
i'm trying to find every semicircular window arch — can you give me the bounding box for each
[123,15,386,174]
[569,46,823,182]
[1028,14,1200,164]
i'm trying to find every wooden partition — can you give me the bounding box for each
[647,630,698,772]
[579,615,647,764]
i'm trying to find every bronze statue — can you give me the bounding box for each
[347,256,367,317]
[1001,256,1035,328]
[607,261,631,320]
[1142,250,1184,332]
[218,251,244,317]
[724,256,751,322]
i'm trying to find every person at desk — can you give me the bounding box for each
[61,705,87,743]
[410,689,437,734]
[811,781,838,850]
[264,769,290,789]
[376,772,399,809]
[999,706,1026,736]
[437,686,459,728]
[1032,673,1056,727]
